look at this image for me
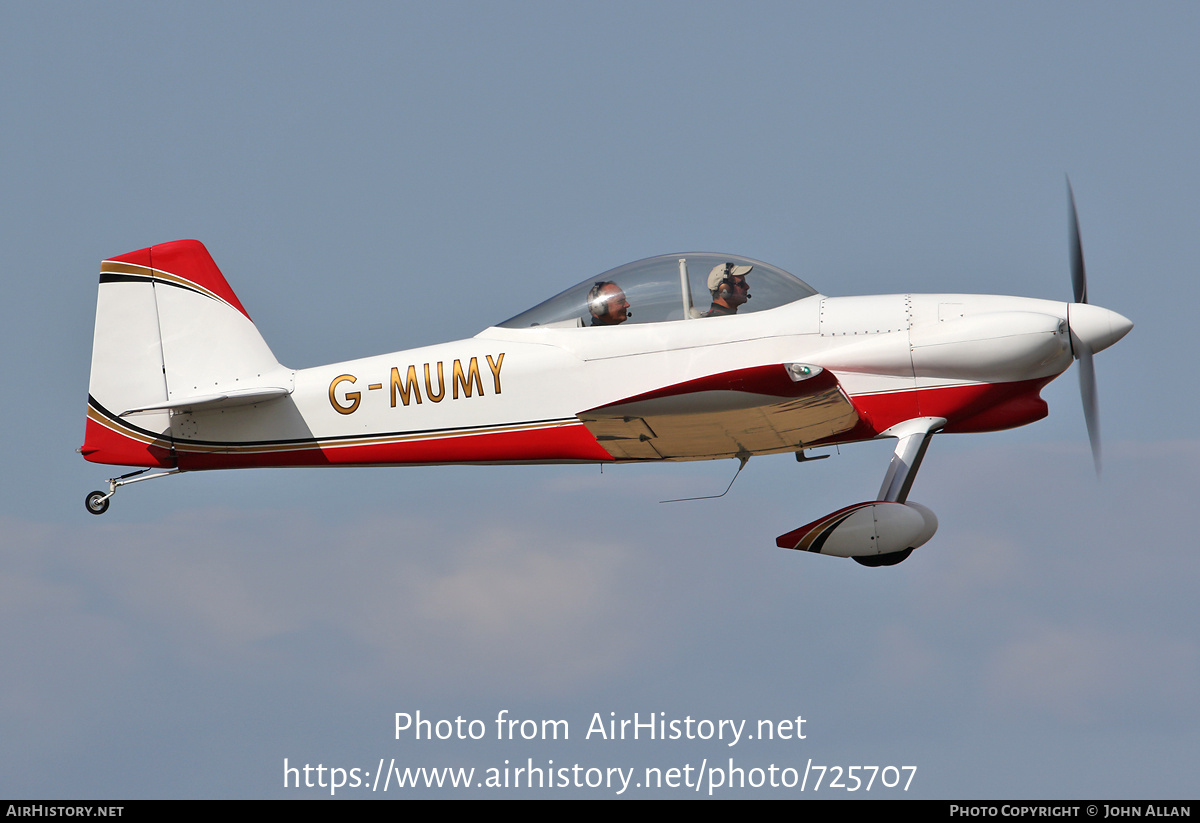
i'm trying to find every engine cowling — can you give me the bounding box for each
[776,501,938,560]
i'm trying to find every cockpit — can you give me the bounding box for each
[497,253,818,329]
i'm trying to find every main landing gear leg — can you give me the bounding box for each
[85,468,182,515]
[853,417,946,567]
[876,417,946,504]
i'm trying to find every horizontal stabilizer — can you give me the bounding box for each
[121,386,292,416]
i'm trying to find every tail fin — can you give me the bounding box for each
[81,240,292,467]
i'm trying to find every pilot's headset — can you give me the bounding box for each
[708,262,753,300]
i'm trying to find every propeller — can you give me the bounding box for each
[1064,177,1133,476]
[1066,178,1101,474]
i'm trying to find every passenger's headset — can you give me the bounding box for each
[588,281,630,318]
[588,281,612,317]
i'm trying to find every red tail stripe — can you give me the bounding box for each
[107,239,250,320]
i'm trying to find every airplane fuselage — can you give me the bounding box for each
[89,291,1118,471]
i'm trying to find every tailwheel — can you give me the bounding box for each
[85,491,110,516]
[853,548,913,567]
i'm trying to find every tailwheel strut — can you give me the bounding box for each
[85,468,182,515]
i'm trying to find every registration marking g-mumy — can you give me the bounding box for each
[329,354,505,415]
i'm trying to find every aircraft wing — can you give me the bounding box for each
[578,364,860,460]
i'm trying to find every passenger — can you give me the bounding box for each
[703,263,752,317]
[587,280,631,325]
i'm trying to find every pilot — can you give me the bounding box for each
[587,280,631,326]
[703,262,752,317]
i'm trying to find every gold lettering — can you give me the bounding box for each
[329,374,360,414]
[424,361,446,402]
[452,357,483,399]
[390,365,422,407]
[486,353,505,394]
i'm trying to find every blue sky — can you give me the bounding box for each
[1,2,1196,798]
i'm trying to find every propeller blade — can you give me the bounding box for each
[1077,344,1101,475]
[1065,180,1122,477]
[1067,176,1088,304]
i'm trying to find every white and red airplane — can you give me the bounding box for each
[81,189,1130,566]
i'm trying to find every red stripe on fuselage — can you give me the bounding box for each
[83,378,1057,471]
[598,362,840,407]
[81,415,176,468]
[838,376,1056,439]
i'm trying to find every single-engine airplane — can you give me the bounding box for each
[81,188,1131,565]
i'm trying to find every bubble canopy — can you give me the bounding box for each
[497,253,818,329]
